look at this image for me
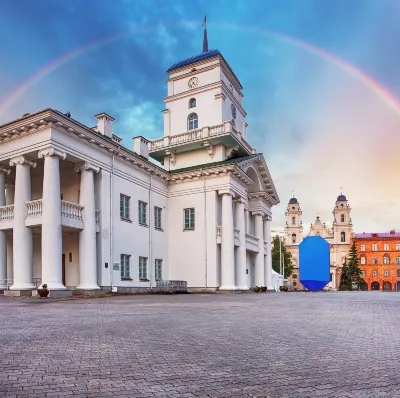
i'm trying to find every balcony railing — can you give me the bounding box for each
[216,226,240,245]
[245,233,259,245]
[170,128,203,145]
[61,200,84,221]
[234,227,240,239]
[0,205,14,221]
[26,199,42,218]
[209,123,225,136]
[151,137,164,150]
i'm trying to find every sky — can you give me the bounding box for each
[0,0,400,234]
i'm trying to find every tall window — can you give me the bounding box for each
[341,232,346,242]
[120,194,130,220]
[396,256,400,264]
[384,254,390,264]
[189,98,196,108]
[372,244,377,251]
[184,208,195,229]
[360,244,366,252]
[292,234,296,244]
[372,270,378,277]
[138,201,147,225]
[340,214,344,222]
[292,216,295,225]
[120,254,130,278]
[360,256,366,265]
[154,206,162,230]
[396,244,400,251]
[139,257,148,280]
[188,113,198,130]
[155,259,162,281]
[384,269,390,277]
[384,244,389,251]
[372,257,378,265]
[361,270,366,277]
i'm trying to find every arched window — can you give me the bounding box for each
[341,232,346,242]
[189,98,196,108]
[292,234,296,244]
[292,216,295,225]
[360,255,366,265]
[188,113,198,130]
[384,254,390,264]
[340,214,344,222]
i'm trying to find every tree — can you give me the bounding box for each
[271,235,293,278]
[339,241,367,291]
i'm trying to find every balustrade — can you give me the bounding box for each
[26,200,42,218]
[245,233,259,245]
[150,138,164,150]
[209,123,225,136]
[61,200,84,221]
[0,205,14,221]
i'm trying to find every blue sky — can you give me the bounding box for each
[1,0,400,233]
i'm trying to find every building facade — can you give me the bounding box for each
[353,232,400,291]
[284,195,353,290]
[0,44,279,294]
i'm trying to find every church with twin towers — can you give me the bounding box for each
[0,20,280,295]
[284,194,354,290]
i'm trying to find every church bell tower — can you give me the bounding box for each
[284,197,303,246]
[332,193,353,245]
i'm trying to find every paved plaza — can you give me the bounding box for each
[0,292,400,397]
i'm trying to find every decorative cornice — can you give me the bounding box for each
[9,156,36,168]
[74,162,100,174]
[214,93,226,101]
[38,147,67,160]
[0,168,10,175]
[161,109,170,114]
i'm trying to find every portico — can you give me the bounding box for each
[0,147,101,292]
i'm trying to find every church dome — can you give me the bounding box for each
[289,197,298,204]
[337,194,347,201]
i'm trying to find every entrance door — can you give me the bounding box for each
[62,254,66,286]
[371,282,380,290]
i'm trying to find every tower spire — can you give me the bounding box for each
[202,14,208,53]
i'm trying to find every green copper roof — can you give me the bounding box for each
[170,154,261,174]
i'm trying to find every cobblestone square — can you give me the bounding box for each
[0,292,399,397]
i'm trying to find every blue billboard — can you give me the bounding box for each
[299,236,330,290]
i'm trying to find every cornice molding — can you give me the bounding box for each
[74,162,100,174]
[9,156,36,168]
[164,81,221,103]
[218,188,235,197]
[38,146,67,160]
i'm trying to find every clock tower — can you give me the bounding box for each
[148,24,254,170]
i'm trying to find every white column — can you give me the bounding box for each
[264,215,274,290]
[244,209,250,233]
[219,190,236,290]
[9,156,36,290]
[0,168,10,288]
[254,211,265,286]
[235,199,248,290]
[75,162,100,290]
[38,147,67,290]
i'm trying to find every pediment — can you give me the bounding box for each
[237,155,280,206]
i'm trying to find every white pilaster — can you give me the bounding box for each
[75,162,100,290]
[0,168,10,287]
[264,215,273,290]
[9,156,36,290]
[38,147,67,290]
[235,198,248,290]
[254,211,265,287]
[219,190,236,290]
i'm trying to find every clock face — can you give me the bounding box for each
[231,103,237,119]
[188,77,199,89]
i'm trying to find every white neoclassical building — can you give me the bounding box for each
[0,41,279,295]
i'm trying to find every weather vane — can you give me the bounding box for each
[202,14,208,53]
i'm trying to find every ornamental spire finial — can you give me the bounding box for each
[202,14,208,53]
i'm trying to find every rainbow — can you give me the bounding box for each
[1,21,400,117]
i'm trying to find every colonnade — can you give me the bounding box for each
[0,147,100,290]
[218,189,273,291]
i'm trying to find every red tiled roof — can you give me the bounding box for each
[354,232,400,238]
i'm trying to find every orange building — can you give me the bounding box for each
[353,231,400,291]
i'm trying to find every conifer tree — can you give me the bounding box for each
[339,242,367,291]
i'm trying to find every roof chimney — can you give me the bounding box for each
[94,112,114,138]
[133,136,149,159]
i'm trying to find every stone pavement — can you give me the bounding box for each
[0,291,399,397]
